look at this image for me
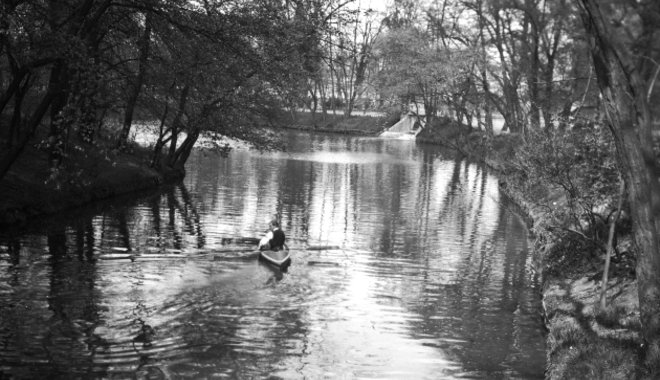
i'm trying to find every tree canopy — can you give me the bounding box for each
[0,0,342,177]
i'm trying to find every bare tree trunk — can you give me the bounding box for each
[578,1,660,369]
[117,13,152,148]
[0,84,56,180]
[0,69,27,116]
[318,76,327,117]
[476,0,494,137]
[171,128,199,170]
[309,82,318,117]
[600,176,625,309]
[7,73,31,147]
[150,105,170,168]
[524,0,541,129]
[47,60,69,167]
[541,4,564,129]
[167,85,189,167]
[328,30,337,115]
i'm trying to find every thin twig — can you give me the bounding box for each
[647,65,660,102]
[600,175,625,309]
[574,65,593,119]
[549,225,605,252]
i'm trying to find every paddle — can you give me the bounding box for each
[99,245,342,261]
[306,245,341,251]
[220,237,261,245]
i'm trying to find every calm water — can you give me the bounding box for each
[0,131,545,379]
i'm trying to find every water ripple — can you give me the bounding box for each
[0,133,545,379]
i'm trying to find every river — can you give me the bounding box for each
[0,131,545,379]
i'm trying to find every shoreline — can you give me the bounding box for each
[0,116,642,377]
[281,123,381,136]
[279,111,394,136]
[503,173,639,379]
[0,112,388,228]
[0,164,184,228]
[255,116,640,377]
[420,126,642,379]
[0,137,185,228]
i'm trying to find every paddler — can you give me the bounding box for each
[258,218,286,251]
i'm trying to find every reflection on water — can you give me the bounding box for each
[0,131,545,379]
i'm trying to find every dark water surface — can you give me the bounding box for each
[0,132,545,379]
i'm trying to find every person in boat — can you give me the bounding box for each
[258,219,287,251]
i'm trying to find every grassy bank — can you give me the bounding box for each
[498,150,641,379]
[0,130,183,228]
[418,120,647,378]
[280,110,398,135]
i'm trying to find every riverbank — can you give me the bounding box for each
[0,111,392,229]
[280,110,398,135]
[0,113,643,376]
[0,134,183,228]
[419,120,644,379]
[498,162,640,379]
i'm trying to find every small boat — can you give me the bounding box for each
[259,249,291,269]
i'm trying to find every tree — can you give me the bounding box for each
[116,11,152,149]
[332,6,381,116]
[0,0,335,181]
[145,0,307,169]
[469,1,526,133]
[576,0,660,371]
[375,24,476,125]
[0,0,105,178]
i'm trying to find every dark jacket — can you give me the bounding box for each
[269,228,286,250]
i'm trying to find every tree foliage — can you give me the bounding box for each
[511,127,619,243]
[374,25,476,124]
[0,0,340,178]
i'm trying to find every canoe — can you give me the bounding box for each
[259,249,291,268]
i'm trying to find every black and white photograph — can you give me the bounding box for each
[0,0,658,378]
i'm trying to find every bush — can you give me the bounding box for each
[416,116,471,145]
[508,126,620,246]
[544,233,601,279]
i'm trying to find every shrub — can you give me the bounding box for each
[508,126,620,247]
[544,233,601,280]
